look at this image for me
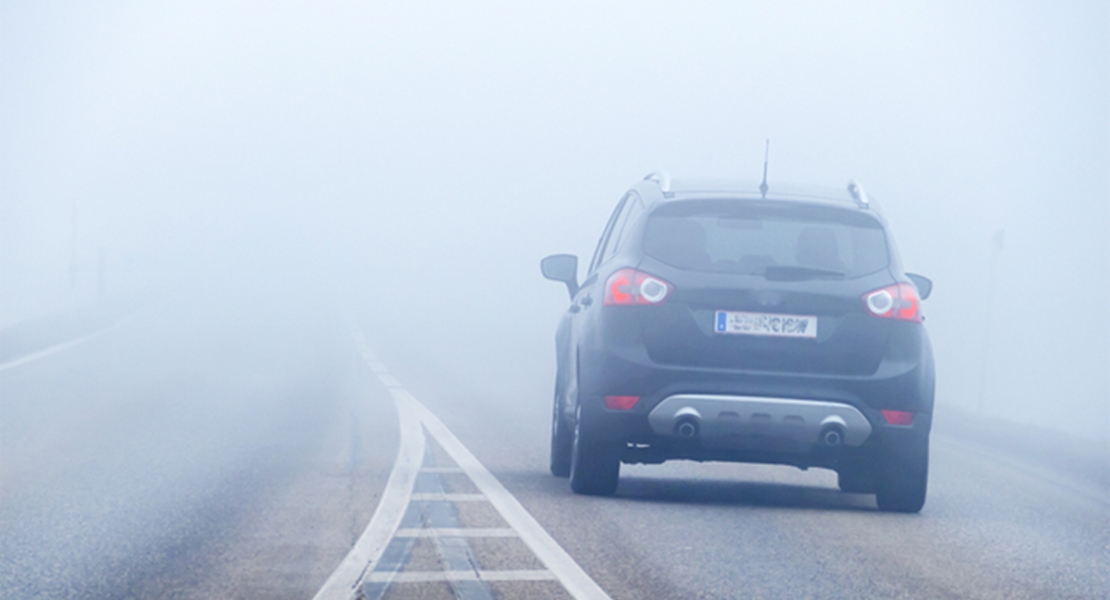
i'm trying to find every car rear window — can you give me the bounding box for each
[642,200,889,278]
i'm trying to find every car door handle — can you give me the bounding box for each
[581,296,593,307]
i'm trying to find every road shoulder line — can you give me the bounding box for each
[311,386,426,600]
[0,311,147,373]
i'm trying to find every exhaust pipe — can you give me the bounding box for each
[820,425,844,447]
[674,416,700,439]
[818,415,849,448]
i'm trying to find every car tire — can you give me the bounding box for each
[549,392,572,478]
[837,465,877,494]
[569,408,620,496]
[875,444,928,513]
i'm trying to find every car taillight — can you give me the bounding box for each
[862,283,922,322]
[603,269,673,305]
[881,410,915,426]
[604,395,640,410]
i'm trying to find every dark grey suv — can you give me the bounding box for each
[541,172,935,512]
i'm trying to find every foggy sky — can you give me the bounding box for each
[1,1,1107,438]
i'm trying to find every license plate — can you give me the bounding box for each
[714,310,818,338]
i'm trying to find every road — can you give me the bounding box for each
[1,293,1107,599]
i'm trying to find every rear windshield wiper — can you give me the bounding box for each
[759,266,846,281]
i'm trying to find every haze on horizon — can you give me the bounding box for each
[1,1,1106,440]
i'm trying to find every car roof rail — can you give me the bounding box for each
[847,179,870,209]
[644,170,671,193]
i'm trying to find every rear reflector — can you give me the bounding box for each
[881,410,914,426]
[604,395,640,410]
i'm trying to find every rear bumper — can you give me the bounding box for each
[575,337,933,468]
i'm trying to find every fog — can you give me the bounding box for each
[2,1,1107,441]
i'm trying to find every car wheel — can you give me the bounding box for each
[549,391,572,477]
[875,444,928,513]
[569,407,620,496]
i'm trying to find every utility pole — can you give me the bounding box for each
[976,229,1005,412]
[97,246,106,300]
[69,199,78,306]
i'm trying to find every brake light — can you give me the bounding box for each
[603,269,673,305]
[862,283,921,322]
[604,395,640,410]
[881,410,915,426]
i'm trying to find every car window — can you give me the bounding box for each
[602,194,643,264]
[588,194,630,274]
[642,200,889,278]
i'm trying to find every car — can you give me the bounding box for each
[541,172,935,512]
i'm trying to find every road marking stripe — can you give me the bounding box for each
[367,363,390,375]
[353,336,379,374]
[395,528,517,538]
[316,331,613,600]
[399,391,614,600]
[377,374,404,389]
[410,493,488,502]
[402,470,501,600]
[365,570,557,583]
[311,385,426,600]
[0,311,145,373]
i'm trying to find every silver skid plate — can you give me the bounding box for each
[647,394,873,447]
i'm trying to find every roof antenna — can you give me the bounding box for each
[759,139,770,199]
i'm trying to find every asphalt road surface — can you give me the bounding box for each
[1,294,1107,599]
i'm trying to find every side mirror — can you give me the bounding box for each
[906,273,933,300]
[541,254,579,299]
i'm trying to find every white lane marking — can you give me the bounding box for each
[394,528,517,538]
[365,570,558,583]
[377,373,404,389]
[0,312,145,373]
[319,332,614,600]
[399,390,614,600]
[410,493,488,502]
[419,466,464,473]
[367,362,390,375]
[311,388,426,600]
